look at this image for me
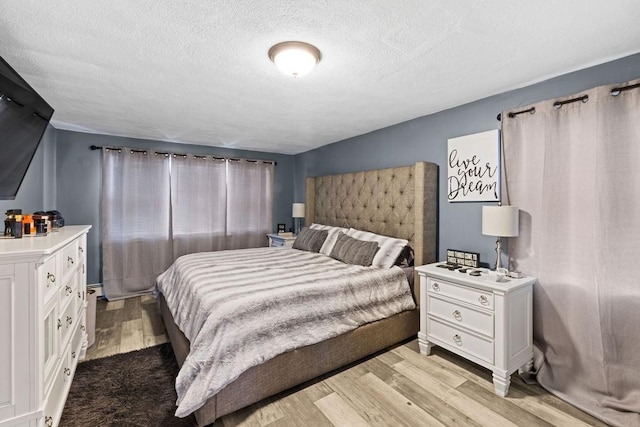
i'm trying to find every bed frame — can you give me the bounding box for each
[159,161,438,426]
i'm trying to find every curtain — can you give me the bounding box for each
[226,159,274,249]
[502,79,640,427]
[102,152,274,300]
[171,155,227,258]
[102,149,172,300]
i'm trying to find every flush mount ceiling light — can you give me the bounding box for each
[268,41,321,78]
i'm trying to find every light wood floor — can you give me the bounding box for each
[84,294,168,361]
[87,296,607,427]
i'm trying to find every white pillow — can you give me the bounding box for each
[310,223,349,256]
[346,228,408,269]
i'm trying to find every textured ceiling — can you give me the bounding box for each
[1,1,639,154]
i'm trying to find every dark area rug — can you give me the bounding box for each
[61,344,197,426]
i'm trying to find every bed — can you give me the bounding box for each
[158,161,438,426]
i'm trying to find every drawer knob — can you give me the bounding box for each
[72,351,76,359]
[47,272,56,284]
[453,310,462,321]
[81,324,86,331]
[67,316,73,325]
[478,295,489,305]
[432,283,440,292]
[453,334,463,345]
[65,285,73,295]
[78,291,81,299]
[79,246,84,253]
[45,416,53,427]
[57,319,62,329]
[68,256,75,265]
[64,367,71,376]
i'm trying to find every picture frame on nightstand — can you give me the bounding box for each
[447,248,480,267]
[277,223,286,233]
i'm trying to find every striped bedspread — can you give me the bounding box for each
[156,247,416,417]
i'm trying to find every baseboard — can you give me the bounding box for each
[87,283,104,298]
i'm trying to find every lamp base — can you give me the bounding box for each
[494,237,503,271]
[293,218,302,236]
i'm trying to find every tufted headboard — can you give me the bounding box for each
[305,161,438,270]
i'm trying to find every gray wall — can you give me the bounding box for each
[295,53,640,267]
[6,52,639,282]
[0,124,57,214]
[55,130,296,285]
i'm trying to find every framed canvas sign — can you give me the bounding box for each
[447,129,500,202]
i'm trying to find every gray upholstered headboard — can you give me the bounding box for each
[305,161,438,268]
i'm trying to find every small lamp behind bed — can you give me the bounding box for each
[292,203,305,236]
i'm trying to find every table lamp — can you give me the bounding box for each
[482,205,519,270]
[292,203,305,236]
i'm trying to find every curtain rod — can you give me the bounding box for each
[611,82,640,96]
[497,81,639,121]
[89,145,277,165]
[496,107,535,122]
[553,94,588,109]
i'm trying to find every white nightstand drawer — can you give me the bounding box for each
[428,317,494,364]
[427,277,494,310]
[428,294,494,338]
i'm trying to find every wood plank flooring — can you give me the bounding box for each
[85,295,607,427]
[84,294,168,361]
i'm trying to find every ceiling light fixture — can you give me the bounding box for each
[268,41,321,78]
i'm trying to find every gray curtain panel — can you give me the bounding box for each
[171,155,227,258]
[502,79,640,427]
[102,149,173,300]
[226,159,274,250]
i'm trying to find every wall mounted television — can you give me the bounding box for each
[0,55,54,200]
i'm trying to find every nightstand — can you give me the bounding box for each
[415,263,536,397]
[267,233,296,248]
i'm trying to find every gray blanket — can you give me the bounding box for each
[156,247,416,417]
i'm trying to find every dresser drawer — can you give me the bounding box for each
[76,285,85,316]
[60,297,77,349]
[44,355,68,427]
[59,273,78,313]
[70,317,84,363]
[38,254,59,302]
[61,239,79,282]
[428,317,494,364]
[43,299,60,393]
[78,234,87,263]
[428,294,494,338]
[427,277,494,310]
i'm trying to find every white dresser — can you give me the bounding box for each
[416,263,535,397]
[0,225,91,427]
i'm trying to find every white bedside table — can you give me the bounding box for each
[415,263,536,397]
[267,233,296,248]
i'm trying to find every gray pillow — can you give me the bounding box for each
[292,227,328,253]
[329,232,379,266]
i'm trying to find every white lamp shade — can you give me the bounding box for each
[292,203,305,218]
[482,206,519,237]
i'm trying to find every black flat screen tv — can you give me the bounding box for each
[0,55,54,200]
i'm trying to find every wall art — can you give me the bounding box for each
[447,129,500,202]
